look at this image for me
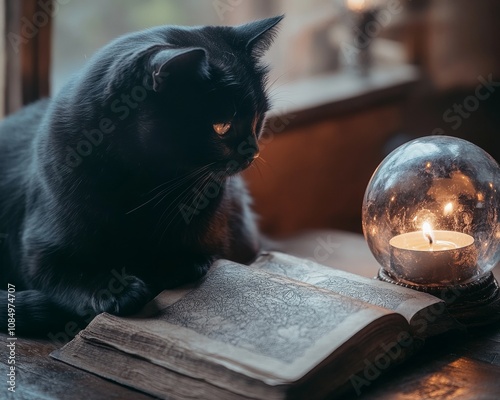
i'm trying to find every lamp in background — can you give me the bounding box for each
[362,136,500,327]
[346,0,377,76]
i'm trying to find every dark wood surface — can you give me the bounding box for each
[1,335,154,400]
[1,231,499,400]
[357,329,500,400]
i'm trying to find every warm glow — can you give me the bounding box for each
[347,0,367,12]
[443,202,453,215]
[422,222,435,245]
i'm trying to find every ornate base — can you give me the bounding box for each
[377,269,500,328]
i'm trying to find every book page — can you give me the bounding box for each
[75,261,405,387]
[253,252,443,324]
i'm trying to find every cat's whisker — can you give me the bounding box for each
[152,188,177,210]
[251,162,265,180]
[126,164,214,215]
[152,167,211,208]
[268,91,295,104]
[156,173,208,221]
[267,89,297,108]
[257,156,269,167]
[253,157,272,177]
[178,175,211,219]
[157,172,215,241]
[144,176,189,197]
[155,171,212,234]
[127,179,189,215]
[126,190,167,215]
[266,71,289,93]
[266,70,297,107]
[145,163,215,195]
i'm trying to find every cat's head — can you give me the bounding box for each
[71,16,283,180]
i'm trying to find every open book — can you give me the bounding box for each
[51,252,460,399]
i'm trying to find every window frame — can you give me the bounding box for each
[4,0,52,115]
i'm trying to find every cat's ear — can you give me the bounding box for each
[150,47,209,92]
[235,15,284,58]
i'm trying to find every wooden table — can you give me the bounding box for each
[2,230,499,400]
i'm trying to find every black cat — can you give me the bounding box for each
[0,16,283,335]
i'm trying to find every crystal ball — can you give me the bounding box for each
[362,136,500,286]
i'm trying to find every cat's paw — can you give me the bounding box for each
[90,274,151,316]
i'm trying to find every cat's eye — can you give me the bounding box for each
[213,122,232,136]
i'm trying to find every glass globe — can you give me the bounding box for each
[362,136,500,287]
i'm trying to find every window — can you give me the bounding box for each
[3,0,407,111]
[52,0,223,93]
[52,0,404,95]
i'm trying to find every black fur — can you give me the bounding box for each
[0,16,283,336]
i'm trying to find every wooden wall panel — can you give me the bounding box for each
[244,104,402,236]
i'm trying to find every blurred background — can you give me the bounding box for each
[2,0,500,238]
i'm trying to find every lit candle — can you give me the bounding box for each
[389,222,478,286]
[347,0,368,12]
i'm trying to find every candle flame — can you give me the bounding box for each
[443,202,453,215]
[422,222,435,245]
[347,0,367,12]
